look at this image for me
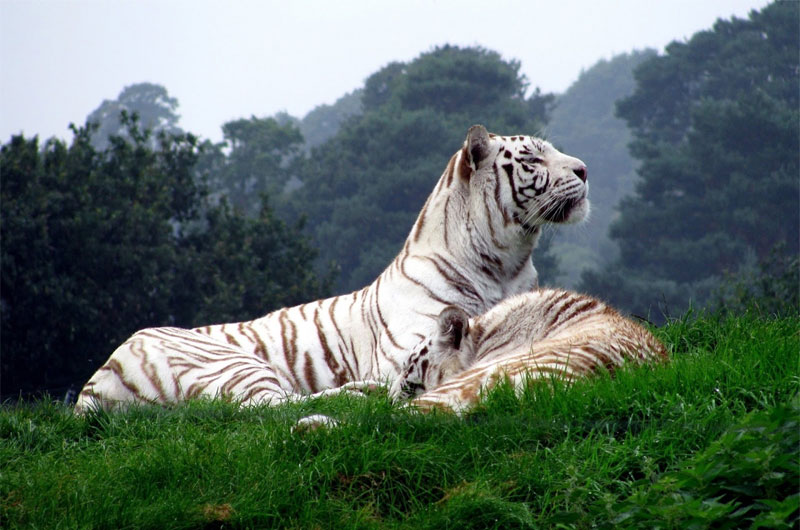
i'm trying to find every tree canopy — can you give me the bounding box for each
[1,117,330,400]
[580,1,799,320]
[212,116,305,216]
[292,90,364,151]
[86,83,183,150]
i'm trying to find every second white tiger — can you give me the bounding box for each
[389,289,667,413]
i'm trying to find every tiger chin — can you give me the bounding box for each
[389,288,667,413]
[75,125,590,415]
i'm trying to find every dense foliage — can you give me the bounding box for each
[2,312,797,528]
[580,1,800,320]
[211,116,305,216]
[0,117,330,399]
[282,45,557,292]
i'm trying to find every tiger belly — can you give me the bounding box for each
[190,294,386,395]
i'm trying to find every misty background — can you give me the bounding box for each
[1,0,771,144]
[1,1,797,400]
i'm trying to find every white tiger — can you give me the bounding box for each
[389,288,667,413]
[75,125,589,413]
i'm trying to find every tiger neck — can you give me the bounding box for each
[406,164,540,297]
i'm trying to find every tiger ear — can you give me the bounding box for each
[437,306,470,350]
[465,125,491,169]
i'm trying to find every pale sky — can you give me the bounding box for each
[1,0,771,144]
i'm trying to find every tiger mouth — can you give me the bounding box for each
[539,196,587,224]
[515,193,589,231]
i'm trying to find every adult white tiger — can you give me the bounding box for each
[389,289,668,413]
[75,125,589,413]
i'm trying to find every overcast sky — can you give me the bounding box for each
[1,0,771,144]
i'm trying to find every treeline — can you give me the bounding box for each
[579,0,799,320]
[1,118,332,398]
[2,1,797,399]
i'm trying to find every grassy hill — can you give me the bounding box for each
[2,311,797,529]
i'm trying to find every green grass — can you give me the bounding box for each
[2,311,798,529]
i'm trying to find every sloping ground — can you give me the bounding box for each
[1,312,797,529]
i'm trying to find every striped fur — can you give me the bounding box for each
[389,289,667,413]
[75,125,589,413]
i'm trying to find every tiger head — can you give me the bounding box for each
[463,125,589,232]
[389,306,475,401]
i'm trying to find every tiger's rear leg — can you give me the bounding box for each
[74,327,293,414]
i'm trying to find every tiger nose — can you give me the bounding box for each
[572,164,587,183]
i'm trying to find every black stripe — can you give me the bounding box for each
[493,164,511,226]
[374,275,402,349]
[502,163,526,209]
[424,255,482,303]
[314,305,347,386]
[543,291,575,332]
[398,253,450,306]
[443,195,451,248]
[329,295,358,380]
[444,153,456,187]
[304,351,319,393]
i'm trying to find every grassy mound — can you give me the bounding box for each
[2,311,797,528]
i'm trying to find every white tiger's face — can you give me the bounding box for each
[466,127,590,232]
[389,306,474,401]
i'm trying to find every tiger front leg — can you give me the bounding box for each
[307,379,384,399]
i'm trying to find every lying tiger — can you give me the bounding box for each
[389,288,668,413]
[75,125,590,413]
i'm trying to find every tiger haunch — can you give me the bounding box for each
[390,288,667,413]
[75,126,589,412]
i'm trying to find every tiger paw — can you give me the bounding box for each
[292,414,339,434]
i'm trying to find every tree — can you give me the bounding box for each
[285,45,556,293]
[713,243,799,317]
[212,116,304,216]
[86,82,183,149]
[580,1,799,320]
[1,116,330,400]
[172,203,332,327]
